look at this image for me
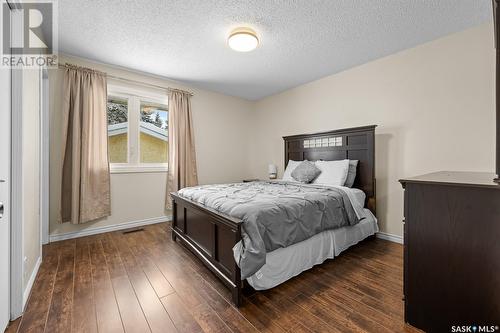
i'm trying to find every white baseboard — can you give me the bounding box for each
[376,231,403,244]
[23,256,42,309]
[49,215,172,242]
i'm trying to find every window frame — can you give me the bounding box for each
[107,82,169,174]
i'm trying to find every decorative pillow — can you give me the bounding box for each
[312,159,350,186]
[282,160,300,181]
[344,160,359,188]
[291,161,322,183]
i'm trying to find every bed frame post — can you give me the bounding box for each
[232,227,242,306]
[232,273,242,306]
[171,201,177,241]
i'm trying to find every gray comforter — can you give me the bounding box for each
[178,181,362,279]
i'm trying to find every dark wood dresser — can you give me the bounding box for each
[400,172,500,333]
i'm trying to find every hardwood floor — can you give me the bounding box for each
[7,222,420,333]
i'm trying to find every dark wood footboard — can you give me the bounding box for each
[170,192,243,306]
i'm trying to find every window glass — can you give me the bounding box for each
[139,101,168,163]
[107,97,128,163]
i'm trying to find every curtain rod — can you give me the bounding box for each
[58,63,194,96]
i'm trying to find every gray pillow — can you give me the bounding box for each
[291,161,321,183]
[344,160,359,188]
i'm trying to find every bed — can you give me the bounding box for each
[170,125,377,306]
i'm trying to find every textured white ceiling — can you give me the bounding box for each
[59,0,492,100]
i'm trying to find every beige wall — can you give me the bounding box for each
[22,68,41,289]
[249,23,496,237]
[49,54,254,236]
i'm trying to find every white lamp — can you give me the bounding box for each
[268,164,277,179]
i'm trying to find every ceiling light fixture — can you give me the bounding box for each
[228,28,259,52]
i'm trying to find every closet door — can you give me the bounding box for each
[0,0,12,329]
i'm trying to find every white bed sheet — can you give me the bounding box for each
[246,208,378,290]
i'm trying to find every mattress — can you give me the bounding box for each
[246,208,378,290]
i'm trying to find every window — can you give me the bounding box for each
[106,84,168,173]
[107,97,128,163]
[140,102,168,163]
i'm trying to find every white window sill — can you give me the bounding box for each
[110,164,168,174]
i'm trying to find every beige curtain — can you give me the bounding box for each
[60,64,111,224]
[166,90,198,209]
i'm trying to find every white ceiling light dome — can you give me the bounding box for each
[228,27,259,52]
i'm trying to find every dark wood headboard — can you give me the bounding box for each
[283,125,377,214]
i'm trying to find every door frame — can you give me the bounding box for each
[0,1,13,328]
[9,1,24,320]
[40,69,49,245]
[10,60,23,321]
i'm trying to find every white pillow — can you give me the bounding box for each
[282,160,301,181]
[313,159,350,186]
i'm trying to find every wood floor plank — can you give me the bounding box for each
[141,232,259,333]
[288,265,404,321]
[290,281,389,333]
[5,317,21,333]
[45,239,77,333]
[72,237,98,333]
[189,302,233,333]
[196,279,259,333]
[134,233,234,333]
[311,268,403,329]
[270,275,365,333]
[17,241,61,333]
[135,232,206,310]
[111,276,153,333]
[237,297,287,333]
[290,323,316,333]
[89,239,125,333]
[315,262,400,295]
[336,253,403,287]
[247,293,304,332]
[312,266,404,318]
[165,240,233,302]
[160,293,203,333]
[127,229,175,298]
[257,291,343,333]
[101,234,152,333]
[292,293,365,333]
[149,252,235,333]
[284,277,399,332]
[16,223,416,333]
[109,231,177,333]
[320,287,419,333]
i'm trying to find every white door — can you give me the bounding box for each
[0,1,12,330]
